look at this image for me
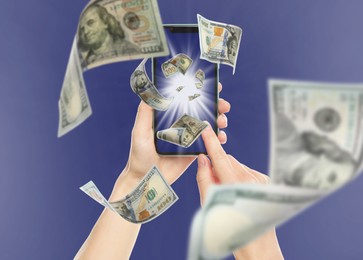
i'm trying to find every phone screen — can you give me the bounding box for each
[153,25,219,155]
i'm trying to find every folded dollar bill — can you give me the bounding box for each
[195,83,203,90]
[188,93,201,101]
[58,38,92,138]
[197,14,242,74]
[187,79,363,259]
[176,86,185,92]
[161,53,193,78]
[157,114,208,148]
[188,184,323,260]
[195,69,205,83]
[58,0,169,137]
[130,58,173,111]
[80,166,178,224]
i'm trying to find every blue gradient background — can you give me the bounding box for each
[1,0,363,259]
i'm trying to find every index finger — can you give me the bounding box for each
[201,124,235,183]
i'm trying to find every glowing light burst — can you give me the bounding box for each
[156,41,217,130]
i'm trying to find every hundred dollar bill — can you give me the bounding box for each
[161,53,193,77]
[58,38,92,138]
[188,184,323,260]
[269,79,363,190]
[157,114,208,148]
[195,83,203,90]
[176,86,185,92]
[80,180,117,213]
[162,58,179,78]
[80,166,178,224]
[187,79,363,260]
[131,58,173,111]
[188,93,201,101]
[77,0,169,70]
[197,14,242,74]
[195,69,205,83]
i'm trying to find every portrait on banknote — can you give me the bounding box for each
[77,2,140,68]
[113,201,133,219]
[131,69,148,92]
[274,113,356,189]
[226,34,238,65]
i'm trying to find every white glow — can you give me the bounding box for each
[156,42,217,130]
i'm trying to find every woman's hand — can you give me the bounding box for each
[110,82,231,200]
[196,124,284,260]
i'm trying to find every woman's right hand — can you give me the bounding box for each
[196,124,284,260]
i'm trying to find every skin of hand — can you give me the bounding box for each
[75,83,230,260]
[196,124,284,260]
[110,82,230,199]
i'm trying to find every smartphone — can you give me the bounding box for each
[152,25,219,155]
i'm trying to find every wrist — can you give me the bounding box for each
[109,167,141,201]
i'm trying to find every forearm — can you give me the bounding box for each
[75,170,142,260]
[233,229,284,260]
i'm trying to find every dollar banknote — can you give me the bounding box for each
[195,69,205,83]
[161,53,193,77]
[269,79,363,190]
[58,38,92,138]
[188,93,201,101]
[188,184,323,260]
[156,114,208,148]
[187,79,363,260]
[131,58,173,111]
[176,86,185,92]
[80,166,178,224]
[197,14,242,74]
[77,0,169,70]
[80,180,118,213]
[195,83,203,90]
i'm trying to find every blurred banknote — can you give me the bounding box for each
[157,114,208,148]
[58,39,92,138]
[77,0,169,70]
[162,53,193,77]
[197,14,242,74]
[188,184,323,260]
[176,86,185,92]
[131,58,173,111]
[195,69,205,83]
[195,83,203,90]
[187,79,363,259]
[269,79,363,190]
[188,93,201,101]
[80,166,178,224]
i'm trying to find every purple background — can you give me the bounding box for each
[1,0,363,259]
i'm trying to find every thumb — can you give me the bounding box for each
[132,101,153,139]
[196,154,215,206]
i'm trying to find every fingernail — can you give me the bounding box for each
[220,131,227,144]
[222,114,228,127]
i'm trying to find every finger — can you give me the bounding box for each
[201,124,234,182]
[217,114,228,129]
[218,98,231,114]
[228,155,270,184]
[227,154,259,183]
[218,130,227,144]
[196,154,215,206]
[132,101,153,137]
[218,82,222,93]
